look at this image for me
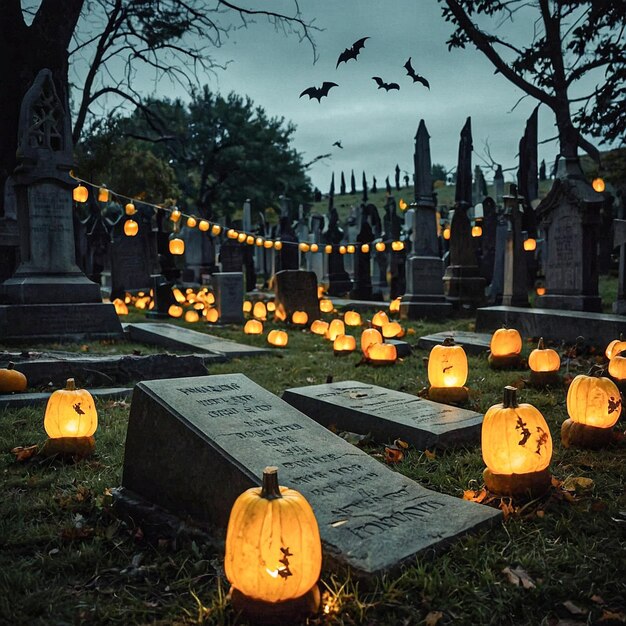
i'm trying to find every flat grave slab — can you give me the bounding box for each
[120,374,499,577]
[124,323,270,358]
[418,330,492,355]
[0,386,131,410]
[282,380,483,449]
[476,306,626,348]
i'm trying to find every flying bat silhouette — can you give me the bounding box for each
[404,57,430,89]
[372,76,400,91]
[336,37,369,68]
[299,82,338,102]
[332,140,343,149]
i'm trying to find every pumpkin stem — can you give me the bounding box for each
[502,385,518,408]
[66,378,76,391]
[260,466,282,500]
[442,337,455,346]
[537,337,545,350]
[7,361,15,370]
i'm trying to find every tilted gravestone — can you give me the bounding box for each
[212,272,244,324]
[119,374,500,577]
[0,69,122,341]
[274,269,319,323]
[282,381,483,449]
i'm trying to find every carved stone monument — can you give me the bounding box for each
[400,120,452,319]
[0,69,122,341]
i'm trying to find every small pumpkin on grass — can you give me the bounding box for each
[0,362,27,393]
[528,338,561,387]
[488,327,523,369]
[427,337,469,404]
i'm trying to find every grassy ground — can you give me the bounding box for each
[1,293,625,625]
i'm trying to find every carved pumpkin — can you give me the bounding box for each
[244,319,263,335]
[310,320,329,336]
[567,374,622,428]
[268,329,288,347]
[605,335,626,360]
[0,362,27,393]
[44,378,98,439]
[169,237,185,255]
[608,352,626,382]
[205,308,219,323]
[367,342,397,365]
[325,319,345,342]
[225,467,322,603]
[482,386,552,495]
[292,311,308,325]
[389,298,401,314]
[371,311,389,329]
[490,327,522,357]
[73,184,89,203]
[253,302,267,321]
[343,311,361,326]
[382,321,402,339]
[361,328,383,356]
[333,334,356,355]
[168,304,183,318]
[528,338,560,372]
[266,301,276,312]
[123,219,138,236]
[243,300,252,313]
[319,299,334,313]
[172,288,186,303]
[428,338,468,388]
[112,298,128,315]
[184,310,200,323]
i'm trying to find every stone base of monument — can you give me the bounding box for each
[399,294,453,319]
[536,293,602,313]
[230,585,320,625]
[483,468,551,498]
[476,306,626,348]
[561,419,613,449]
[487,353,524,370]
[442,265,486,309]
[613,299,626,315]
[427,386,469,405]
[39,436,95,458]
[0,302,123,342]
[529,371,562,388]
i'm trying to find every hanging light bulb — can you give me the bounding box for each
[98,185,110,202]
[73,185,89,203]
[124,219,139,237]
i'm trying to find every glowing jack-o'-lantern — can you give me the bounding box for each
[471,225,482,238]
[243,300,253,314]
[292,311,308,325]
[523,238,537,251]
[325,319,345,342]
[205,308,219,323]
[266,301,276,312]
[169,237,185,255]
[482,386,552,496]
[319,299,334,313]
[225,467,321,619]
[366,342,397,365]
[592,177,605,193]
[124,219,139,237]
[125,202,136,215]
[343,311,361,326]
[268,329,288,347]
[172,288,186,303]
[389,297,401,314]
[168,304,183,318]
[253,302,267,320]
[488,327,523,369]
[371,311,389,329]
[112,298,128,315]
[244,319,263,335]
[562,373,621,449]
[73,184,89,203]
[428,338,469,403]
[333,334,356,355]
[382,321,402,339]
[361,328,383,356]
[44,378,98,440]
[528,337,561,387]
[0,362,27,393]
[609,352,626,383]
[605,334,626,360]
[185,310,200,323]
[310,320,329,336]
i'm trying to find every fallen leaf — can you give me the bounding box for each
[394,438,409,449]
[536,510,545,518]
[499,499,516,521]
[425,610,443,626]
[591,594,605,605]
[424,449,436,461]
[502,565,536,589]
[599,609,626,622]
[11,444,38,462]
[562,601,587,617]
[384,446,404,464]
[562,476,594,493]
[407,328,416,335]
[463,489,487,503]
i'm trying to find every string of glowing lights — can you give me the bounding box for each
[70,173,409,254]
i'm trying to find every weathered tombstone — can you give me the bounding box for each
[110,218,153,298]
[400,120,452,319]
[274,269,319,322]
[613,218,626,314]
[350,205,374,300]
[480,196,497,284]
[283,380,483,449]
[493,165,505,205]
[0,176,19,283]
[309,214,325,283]
[386,197,406,299]
[488,205,508,304]
[119,374,500,577]
[212,272,244,324]
[535,158,603,311]
[502,187,529,307]
[276,216,299,272]
[323,208,352,296]
[218,237,244,274]
[442,118,486,308]
[0,69,122,340]
[145,274,176,319]
[472,165,487,207]
[517,107,539,235]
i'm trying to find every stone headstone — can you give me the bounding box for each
[0,70,122,340]
[212,272,244,324]
[120,374,500,577]
[110,220,152,298]
[501,190,529,307]
[125,322,269,358]
[218,238,244,273]
[493,165,505,204]
[283,381,483,449]
[417,330,492,355]
[613,218,626,315]
[274,269,319,323]
[480,197,497,284]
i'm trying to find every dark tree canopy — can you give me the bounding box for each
[440,0,626,162]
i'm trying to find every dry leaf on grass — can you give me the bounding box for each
[424,449,436,460]
[598,609,626,622]
[562,476,594,493]
[384,446,404,464]
[394,438,409,449]
[463,489,487,503]
[499,499,516,520]
[425,610,444,626]
[11,444,38,462]
[502,565,536,589]
[562,601,587,617]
